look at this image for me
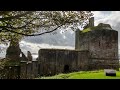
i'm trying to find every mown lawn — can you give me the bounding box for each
[37,70,120,79]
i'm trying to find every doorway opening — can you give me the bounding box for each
[64,65,69,73]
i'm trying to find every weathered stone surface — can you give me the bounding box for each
[89,17,94,27]
[104,69,116,76]
[20,61,27,79]
[26,62,32,79]
[20,52,28,61]
[27,51,32,61]
[75,24,119,70]
[38,49,89,76]
[98,23,112,30]
[20,60,38,79]
[32,61,38,77]
[83,17,94,29]
[6,40,21,61]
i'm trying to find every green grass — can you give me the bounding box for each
[37,70,120,79]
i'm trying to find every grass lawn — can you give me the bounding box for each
[37,69,120,79]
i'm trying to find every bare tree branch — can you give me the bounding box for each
[3,24,63,36]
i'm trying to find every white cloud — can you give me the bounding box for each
[20,41,74,59]
[93,11,120,29]
[20,41,74,54]
[0,40,74,58]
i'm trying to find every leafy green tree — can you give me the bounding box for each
[0,11,93,44]
[0,11,93,78]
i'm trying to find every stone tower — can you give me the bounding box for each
[75,29,81,50]
[89,17,94,27]
[75,18,119,70]
[6,39,21,60]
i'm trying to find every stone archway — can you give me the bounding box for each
[64,65,69,73]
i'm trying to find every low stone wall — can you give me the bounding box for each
[0,60,38,79]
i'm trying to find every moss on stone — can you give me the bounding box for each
[81,26,100,33]
[81,23,113,33]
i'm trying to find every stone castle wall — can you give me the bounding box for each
[20,61,38,79]
[75,28,119,70]
[38,49,89,76]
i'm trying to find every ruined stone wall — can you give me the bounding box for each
[38,49,89,76]
[26,62,33,79]
[20,50,38,79]
[75,29,119,70]
[6,41,21,61]
[77,50,90,70]
[0,66,20,79]
[20,61,38,79]
[32,61,38,78]
[20,61,27,79]
[75,29,81,50]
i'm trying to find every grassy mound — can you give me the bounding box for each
[37,69,120,79]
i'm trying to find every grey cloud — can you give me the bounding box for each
[21,11,120,54]
[23,29,75,47]
[93,11,120,53]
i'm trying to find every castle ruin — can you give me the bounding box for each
[1,17,119,79]
[37,17,119,76]
[75,17,119,70]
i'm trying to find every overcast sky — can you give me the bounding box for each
[0,11,120,58]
